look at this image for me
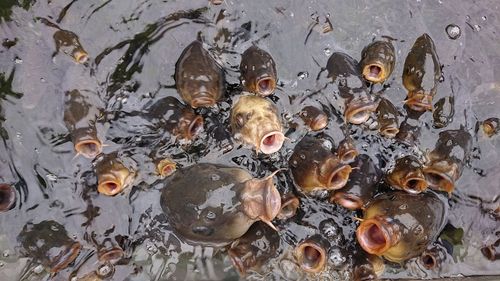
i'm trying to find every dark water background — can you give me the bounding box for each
[0,0,499,280]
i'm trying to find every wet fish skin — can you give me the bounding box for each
[18,220,82,273]
[160,163,281,247]
[289,136,352,194]
[95,153,135,196]
[326,52,378,124]
[386,155,428,194]
[356,191,447,263]
[174,41,224,108]
[230,95,284,154]
[376,97,400,138]
[63,89,102,159]
[360,40,396,84]
[147,96,204,141]
[331,154,381,210]
[423,128,472,194]
[228,221,280,275]
[240,45,277,96]
[481,117,499,137]
[53,29,88,63]
[402,33,441,112]
[299,105,328,131]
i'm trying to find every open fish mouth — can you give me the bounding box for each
[405,91,433,111]
[191,93,216,108]
[362,62,386,83]
[256,76,276,96]
[331,192,364,210]
[259,131,285,154]
[75,139,102,159]
[345,99,378,125]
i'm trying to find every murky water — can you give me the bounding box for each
[0,0,499,280]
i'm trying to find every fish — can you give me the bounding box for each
[386,155,428,194]
[402,34,441,112]
[53,29,88,63]
[18,220,82,273]
[230,95,285,154]
[299,105,329,131]
[481,117,499,137]
[326,52,378,124]
[352,250,385,281]
[423,128,472,194]
[276,194,300,220]
[0,183,16,212]
[155,158,177,178]
[228,221,280,275]
[240,45,277,96]
[64,89,102,159]
[420,245,447,270]
[376,97,400,138]
[331,154,382,210]
[359,40,396,84]
[336,136,358,163]
[289,136,352,194]
[294,234,330,273]
[160,163,281,247]
[95,153,135,196]
[174,41,224,108]
[356,191,447,263]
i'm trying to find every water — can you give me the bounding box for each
[0,0,499,280]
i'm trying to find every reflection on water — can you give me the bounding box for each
[0,0,499,280]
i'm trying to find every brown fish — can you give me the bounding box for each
[336,136,358,163]
[352,251,385,281]
[356,191,447,263]
[277,194,300,220]
[386,155,428,194]
[230,95,285,154]
[147,96,204,141]
[360,41,396,84]
[160,163,281,247]
[299,105,329,131]
[294,234,330,273]
[53,29,88,63]
[155,158,177,178]
[289,136,352,194]
[331,154,381,210]
[376,97,399,138]
[402,34,441,111]
[481,239,500,261]
[0,183,16,212]
[423,128,472,194]
[326,52,378,124]
[228,222,280,275]
[240,45,277,96]
[481,117,499,137]
[175,41,224,108]
[95,153,135,196]
[18,220,82,273]
[64,89,102,159]
[420,245,447,270]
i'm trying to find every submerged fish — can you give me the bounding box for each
[53,29,88,63]
[326,52,378,124]
[64,89,102,159]
[402,34,441,112]
[175,41,224,108]
[359,40,395,84]
[95,153,135,196]
[289,136,352,194]
[376,97,400,138]
[240,45,277,96]
[299,105,329,131]
[386,155,428,194]
[356,191,447,263]
[160,163,281,247]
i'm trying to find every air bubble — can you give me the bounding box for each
[445,24,461,40]
[297,71,309,80]
[210,174,220,181]
[323,47,332,56]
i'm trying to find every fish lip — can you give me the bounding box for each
[380,126,399,138]
[422,163,456,193]
[309,114,328,131]
[277,196,300,220]
[240,175,281,228]
[255,76,276,96]
[259,131,285,154]
[74,139,102,159]
[156,159,177,177]
[98,172,130,196]
[191,93,216,108]
[331,192,363,210]
[362,62,386,83]
[186,115,204,139]
[49,241,82,273]
[345,99,378,124]
[73,49,89,64]
[356,217,396,256]
[98,246,125,263]
[0,184,16,212]
[405,91,433,111]
[264,179,282,222]
[294,238,327,273]
[324,163,352,190]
